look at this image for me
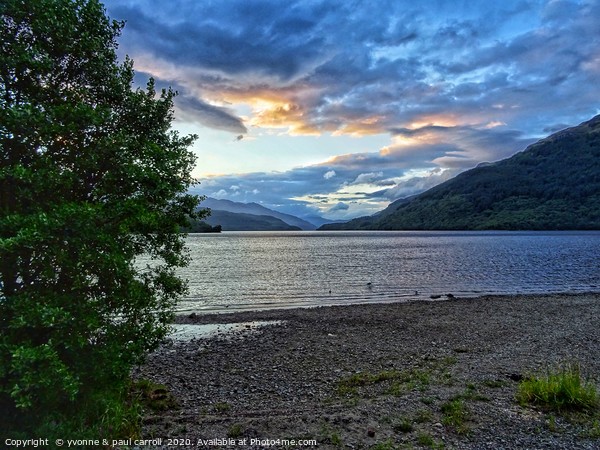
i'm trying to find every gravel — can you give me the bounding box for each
[135,293,600,449]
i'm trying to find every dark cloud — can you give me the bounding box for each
[176,95,248,134]
[105,0,600,139]
[329,202,350,212]
[104,0,600,218]
[131,71,248,134]
[105,0,600,136]
[108,1,332,80]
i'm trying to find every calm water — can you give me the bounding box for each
[177,231,600,313]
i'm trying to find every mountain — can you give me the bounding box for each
[201,198,316,230]
[185,220,221,233]
[320,115,600,230]
[302,214,347,228]
[203,210,301,231]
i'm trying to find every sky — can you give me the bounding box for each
[102,0,600,222]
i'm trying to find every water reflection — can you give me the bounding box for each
[177,231,600,313]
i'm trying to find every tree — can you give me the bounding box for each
[0,0,201,435]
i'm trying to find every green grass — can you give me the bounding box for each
[370,439,399,450]
[416,432,434,447]
[462,384,490,402]
[582,419,600,438]
[393,417,414,433]
[337,370,406,396]
[414,431,445,449]
[320,423,343,447]
[387,369,431,396]
[482,379,506,389]
[337,358,456,399]
[31,381,145,442]
[414,409,434,424]
[130,379,178,412]
[330,431,342,446]
[227,423,243,438]
[420,396,436,405]
[517,362,598,413]
[213,402,232,414]
[440,398,470,434]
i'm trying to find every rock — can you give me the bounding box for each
[508,373,524,382]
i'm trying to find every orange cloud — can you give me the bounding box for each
[209,86,324,135]
[407,113,470,130]
[332,116,386,137]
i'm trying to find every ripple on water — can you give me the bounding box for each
[152,231,600,313]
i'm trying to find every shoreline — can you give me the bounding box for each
[139,293,600,449]
[173,291,600,323]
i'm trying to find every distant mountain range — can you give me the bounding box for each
[203,210,301,231]
[321,115,600,230]
[200,197,316,230]
[187,197,342,231]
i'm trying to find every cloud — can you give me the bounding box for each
[176,95,248,134]
[194,121,534,219]
[212,189,228,198]
[329,202,349,212]
[373,168,459,200]
[352,172,384,185]
[104,0,600,220]
[106,0,599,138]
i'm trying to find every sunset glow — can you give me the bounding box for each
[103,0,600,221]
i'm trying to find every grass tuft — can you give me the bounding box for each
[516,362,598,413]
[441,397,470,434]
[393,417,414,433]
[131,379,178,412]
[213,402,232,414]
[227,423,243,438]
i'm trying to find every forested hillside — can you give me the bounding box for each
[321,115,600,230]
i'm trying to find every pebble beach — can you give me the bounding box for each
[137,293,600,449]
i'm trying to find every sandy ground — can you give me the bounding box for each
[136,293,600,449]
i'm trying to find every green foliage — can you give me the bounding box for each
[184,218,222,233]
[25,381,143,441]
[440,398,470,434]
[388,369,431,395]
[370,439,398,450]
[583,419,600,438]
[416,432,434,447]
[517,362,598,413]
[319,423,343,447]
[213,402,232,414]
[337,370,401,396]
[482,379,506,389]
[0,0,200,437]
[227,423,243,439]
[130,379,177,412]
[393,417,414,433]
